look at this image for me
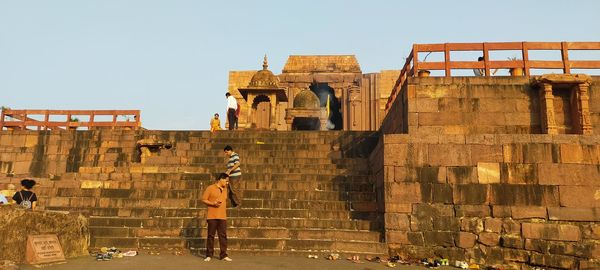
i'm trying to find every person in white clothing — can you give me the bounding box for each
[225,93,238,130]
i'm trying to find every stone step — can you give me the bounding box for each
[89,237,387,254]
[87,217,377,230]
[45,206,378,220]
[89,227,381,242]
[40,181,373,197]
[43,198,373,211]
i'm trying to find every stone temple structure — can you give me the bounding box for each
[228,55,400,131]
[1,41,600,269]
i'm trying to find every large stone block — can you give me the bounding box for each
[420,183,453,204]
[489,184,559,206]
[529,253,576,269]
[455,205,490,217]
[511,206,547,219]
[412,203,454,218]
[522,223,581,242]
[548,207,600,221]
[384,213,410,231]
[500,163,537,184]
[386,231,410,244]
[559,186,600,207]
[538,163,600,186]
[478,232,500,246]
[446,166,477,184]
[455,232,476,248]
[387,182,422,203]
[423,231,455,247]
[477,162,500,184]
[453,184,489,204]
[470,145,503,163]
[560,144,585,163]
[428,144,472,166]
[484,218,502,233]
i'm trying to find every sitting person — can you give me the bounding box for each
[12,179,37,210]
[473,56,498,76]
[0,184,15,205]
[210,113,222,132]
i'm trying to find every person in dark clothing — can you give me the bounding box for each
[12,179,37,210]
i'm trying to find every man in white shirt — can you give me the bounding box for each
[225,93,238,130]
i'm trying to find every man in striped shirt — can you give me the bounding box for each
[224,145,242,207]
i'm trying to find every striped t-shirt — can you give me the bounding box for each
[227,152,242,177]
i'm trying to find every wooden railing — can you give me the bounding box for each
[385,41,600,111]
[0,109,141,130]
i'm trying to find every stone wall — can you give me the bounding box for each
[0,207,89,263]
[380,76,600,136]
[370,133,600,269]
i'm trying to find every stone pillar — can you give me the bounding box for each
[270,94,277,130]
[540,83,558,135]
[578,82,593,135]
[247,93,255,129]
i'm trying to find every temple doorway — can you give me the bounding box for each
[252,95,271,129]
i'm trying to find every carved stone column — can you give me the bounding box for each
[270,94,277,130]
[540,83,558,135]
[578,82,593,134]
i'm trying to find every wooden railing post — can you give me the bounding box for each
[89,112,95,131]
[412,44,419,74]
[483,43,490,77]
[522,42,530,77]
[444,43,451,77]
[43,110,49,131]
[112,113,117,130]
[561,41,571,74]
[0,108,4,130]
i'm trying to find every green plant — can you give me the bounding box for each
[507,56,520,61]
[69,117,79,122]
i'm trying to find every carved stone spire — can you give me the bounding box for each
[263,54,268,70]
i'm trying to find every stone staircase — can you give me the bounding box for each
[38,131,385,256]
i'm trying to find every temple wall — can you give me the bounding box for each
[381,76,600,135]
[370,133,600,269]
[372,76,600,269]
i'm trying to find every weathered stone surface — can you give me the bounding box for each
[478,232,500,246]
[548,207,600,221]
[559,186,600,207]
[455,232,476,248]
[511,206,547,219]
[0,208,89,263]
[460,218,484,234]
[384,213,410,231]
[453,184,488,204]
[538,163,600,186]
[446,166,477,184]
[455,205,490,217]
[476,163,500,185]
[500,235,524,249]
[530,253,576,269]
[423,231,455,247]
[484,218,502,233]
[522,223,581,242]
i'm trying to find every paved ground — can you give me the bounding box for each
[20,254,458,270]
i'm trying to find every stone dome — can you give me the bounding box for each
[293,89,320,109]
[248,55,279,88]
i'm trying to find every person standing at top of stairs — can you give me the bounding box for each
[225,93,238,130]
[224,145,242,207]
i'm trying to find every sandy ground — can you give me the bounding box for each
[20,254,458,270]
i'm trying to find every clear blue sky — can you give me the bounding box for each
[1,0,599,130]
